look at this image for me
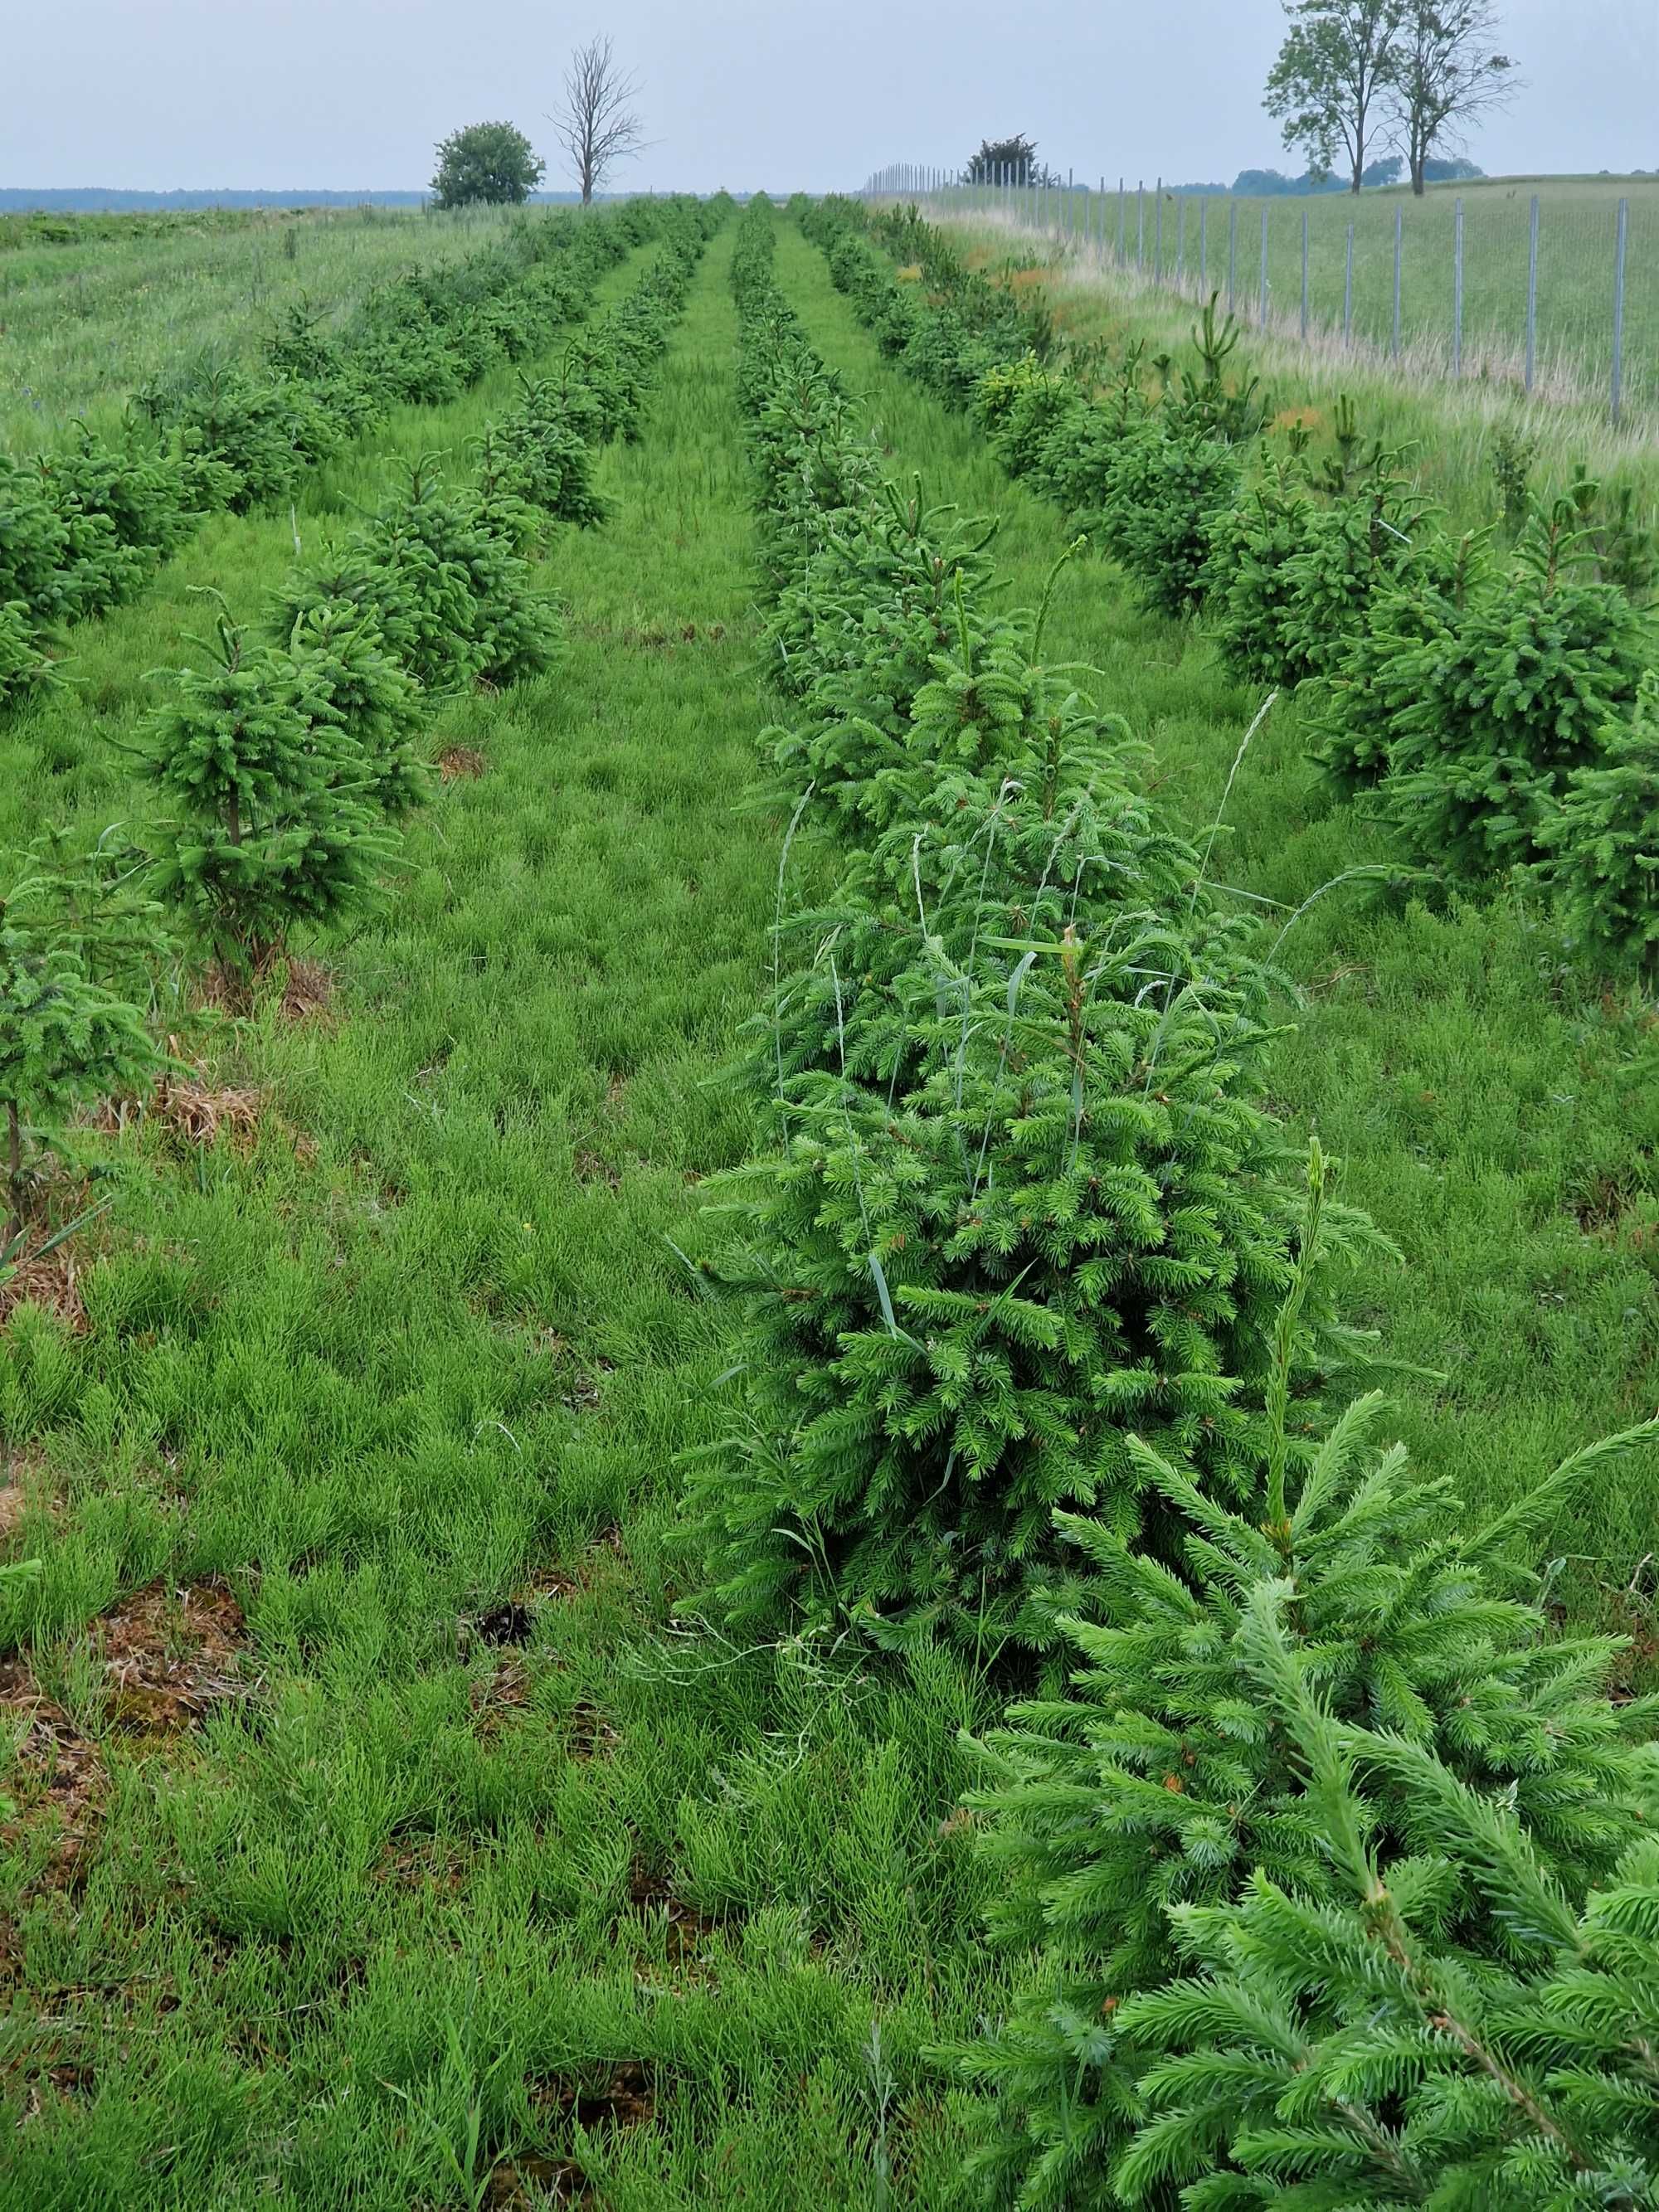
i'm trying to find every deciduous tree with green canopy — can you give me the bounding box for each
[1265,0,1406,194]
[430,121,545,210]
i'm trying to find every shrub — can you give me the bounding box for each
[1029,385,1147,522]
[140,610,395,970]
[1571,464,1657,603]
[971,357,1086,482]
[1093,425,1238,620]
[355,319,467,409]
[1117,1826,1659,2205]
[1382,503,1651,874]
[487,376,607,526]
[1,869,158,1248]
[169,366,313,512]
[367,477,560,690]
[761,719,1231,1101]
[0,600,49,709]
[0,453,73,625]
[560,329,645,446]
[284,599,432,820]
[1204,455,1439,692]
[1165,294,1269,444]
[38,430,195,600]
[275,469,561,695]
[764,505,1006,812]
[1535,670,1659,962]
[959,1160,1659,2207]
[1305,529,1490,795]
[762,477,975,711]
[687,946,1383,1660]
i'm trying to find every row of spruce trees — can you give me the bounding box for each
[0,201,659,713]
[686,198,1659,2207]
[800,196,1659,970]
[2,201,722,1262]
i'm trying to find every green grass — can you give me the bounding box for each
[1,221,998,2211]
[0,209,278,253]
[922,174,1659,430]
[3,197,1657,2210]
[770,218,1659,1626]
[921,221,1659,533]
[0,202,533,451]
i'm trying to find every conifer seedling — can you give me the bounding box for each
[0,868,158,1254]
[139,604,394,975]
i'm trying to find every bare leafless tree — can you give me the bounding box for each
[1389,1,1520,196]
[551,36,645,206]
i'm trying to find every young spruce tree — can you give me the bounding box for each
[140,609,394,973]
[959,1150,1659,2209]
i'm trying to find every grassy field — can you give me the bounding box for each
[925,209,1659,533]
[0,217,1001,2211]
[0,202,531,450]
[912,173,1659,433]
[2,192,1658,2206]
[766,219,1659,1624]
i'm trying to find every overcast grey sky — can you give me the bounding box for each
[11,0,1657,192]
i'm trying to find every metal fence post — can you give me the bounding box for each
[1452,197,1463,376]
[1155,177,1163,279]
[1301,209,1309,339]
[1259,204,1269,324]
[1525,193,1539,394]
[1392,204,1403,362]
[1228,197,1237,313]
[1612,196,1629,427]
[1344,221,1354,347]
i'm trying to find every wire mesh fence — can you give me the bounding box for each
[860,166,1657,430]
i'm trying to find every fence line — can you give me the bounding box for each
[859,165,1655,430]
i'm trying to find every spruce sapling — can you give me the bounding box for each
[1535,670,1659,964]
[1,867,158,1253]
[139,607,394,974]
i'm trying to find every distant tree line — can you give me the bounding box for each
[964,131,1485,202]
[1171,153,1483,195]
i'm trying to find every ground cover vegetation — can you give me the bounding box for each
[2,202,713,1251]
[774,210,1659,1560]
[805,195,1659,962]
[0,206,543,461]
[686,194,1659,2207]
[0,208,646,717]
[5,199,951,2209]
[923,174,1659,436]
[2,178,1658,2211]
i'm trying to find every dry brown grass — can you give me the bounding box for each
[94,1577,251,1732]
[438,745,489,781]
